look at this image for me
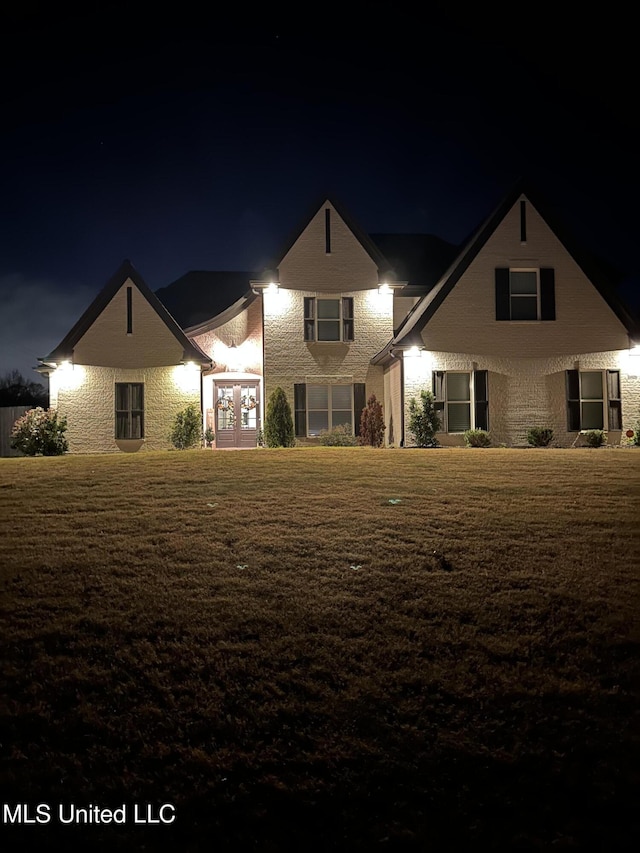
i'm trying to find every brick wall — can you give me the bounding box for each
[403,349,639,447]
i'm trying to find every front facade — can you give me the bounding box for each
[40,185,639,452]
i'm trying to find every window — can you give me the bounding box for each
[115,383,144,439]
[566,370,621,431]
[304,297,354,342]
[495,268,555,321]
[294,383,366,437]
[433,370,489,433]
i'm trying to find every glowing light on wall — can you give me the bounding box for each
[174,361,200,393]
[402,347,432,384]
[51,360,85,392]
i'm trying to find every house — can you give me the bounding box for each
[39,183,640,452]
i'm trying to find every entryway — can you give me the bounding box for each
[214,382,260,448]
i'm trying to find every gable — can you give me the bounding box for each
[41,261,210,369]
[392,185,635,356]
[277,199,390,293]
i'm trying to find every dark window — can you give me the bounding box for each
[566,370,620,431]
[432,370,489,432]
[495,268,555,321]
[304,297,354,342]
[115,383,144,439]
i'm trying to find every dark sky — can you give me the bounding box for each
[1,7,637,380]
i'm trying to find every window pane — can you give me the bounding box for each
[510,271,537,294]
[331,385,352,409]
[582,401,604,429]
[447,373,470,401]
[130,413,143,439]
[448,402,471,432]
[332,411,352,430]
[307,385,328,408]
[116,412,129,439]
[510,297,538,320]
[318,320,341,341]
[581,371,603,400]
[115,384,129,410]
[308,411,329,436]
[317,300,340,319]
[130,384,143,409]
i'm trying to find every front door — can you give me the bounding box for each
[215,382,260,448]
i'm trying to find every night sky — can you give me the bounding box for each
[1,7,637,381]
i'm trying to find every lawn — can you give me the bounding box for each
[1,447,639,851]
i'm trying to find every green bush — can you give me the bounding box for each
[358,394,385,447]
[408,390,441,447]
[264,387,295,448]
[463,429,492,447]
[10,407,68,456]
[320,424,359,446]
[582,429,607,448]
[203,427,215,447]
[170,404,202,449]
[527,427,554,447]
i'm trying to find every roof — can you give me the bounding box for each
[388,179,638,351]
[369,233,459,291]
[184,290,259,335]
[40,260,211,367]
[155,270,257,329]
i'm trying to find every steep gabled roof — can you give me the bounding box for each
[271,195,395,277]
[40,260,211,366]
[155,270,257,329]
[390,179,638,350]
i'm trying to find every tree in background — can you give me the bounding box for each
[0,370,48,407]
[264,387,295,448]
[358,394,385,447]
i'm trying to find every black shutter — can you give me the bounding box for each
[607,370,622,430]
[474,370,489,431]
[432,371,445,429]
[495,268,510,320]
[353,383,366,436]
[294,383,306,437]
[566,370,580,431]
[540,268,556,321]
[342,297,354,341]
[304,298,316,341]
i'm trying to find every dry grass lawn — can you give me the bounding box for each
[1,447,639,851]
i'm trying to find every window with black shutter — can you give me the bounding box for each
[495,268,555,321]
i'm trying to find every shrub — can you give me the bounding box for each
[527,427,554,447]
[582,429,607,448]
[10,407,68,456]
[320,424,359,446]
[264,387,295,448]
[170,404,202,449]
[203,427,215,447]
[358,394,385,447]
[464,429,492,447]
[408,390,441,447]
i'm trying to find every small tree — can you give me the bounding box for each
[170,404,202,449]
[264,387,295,448]
[359,394,385,447]
[408,390,441,447]
[11,407,68,456]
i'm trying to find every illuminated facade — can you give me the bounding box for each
[40,185,639,451]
